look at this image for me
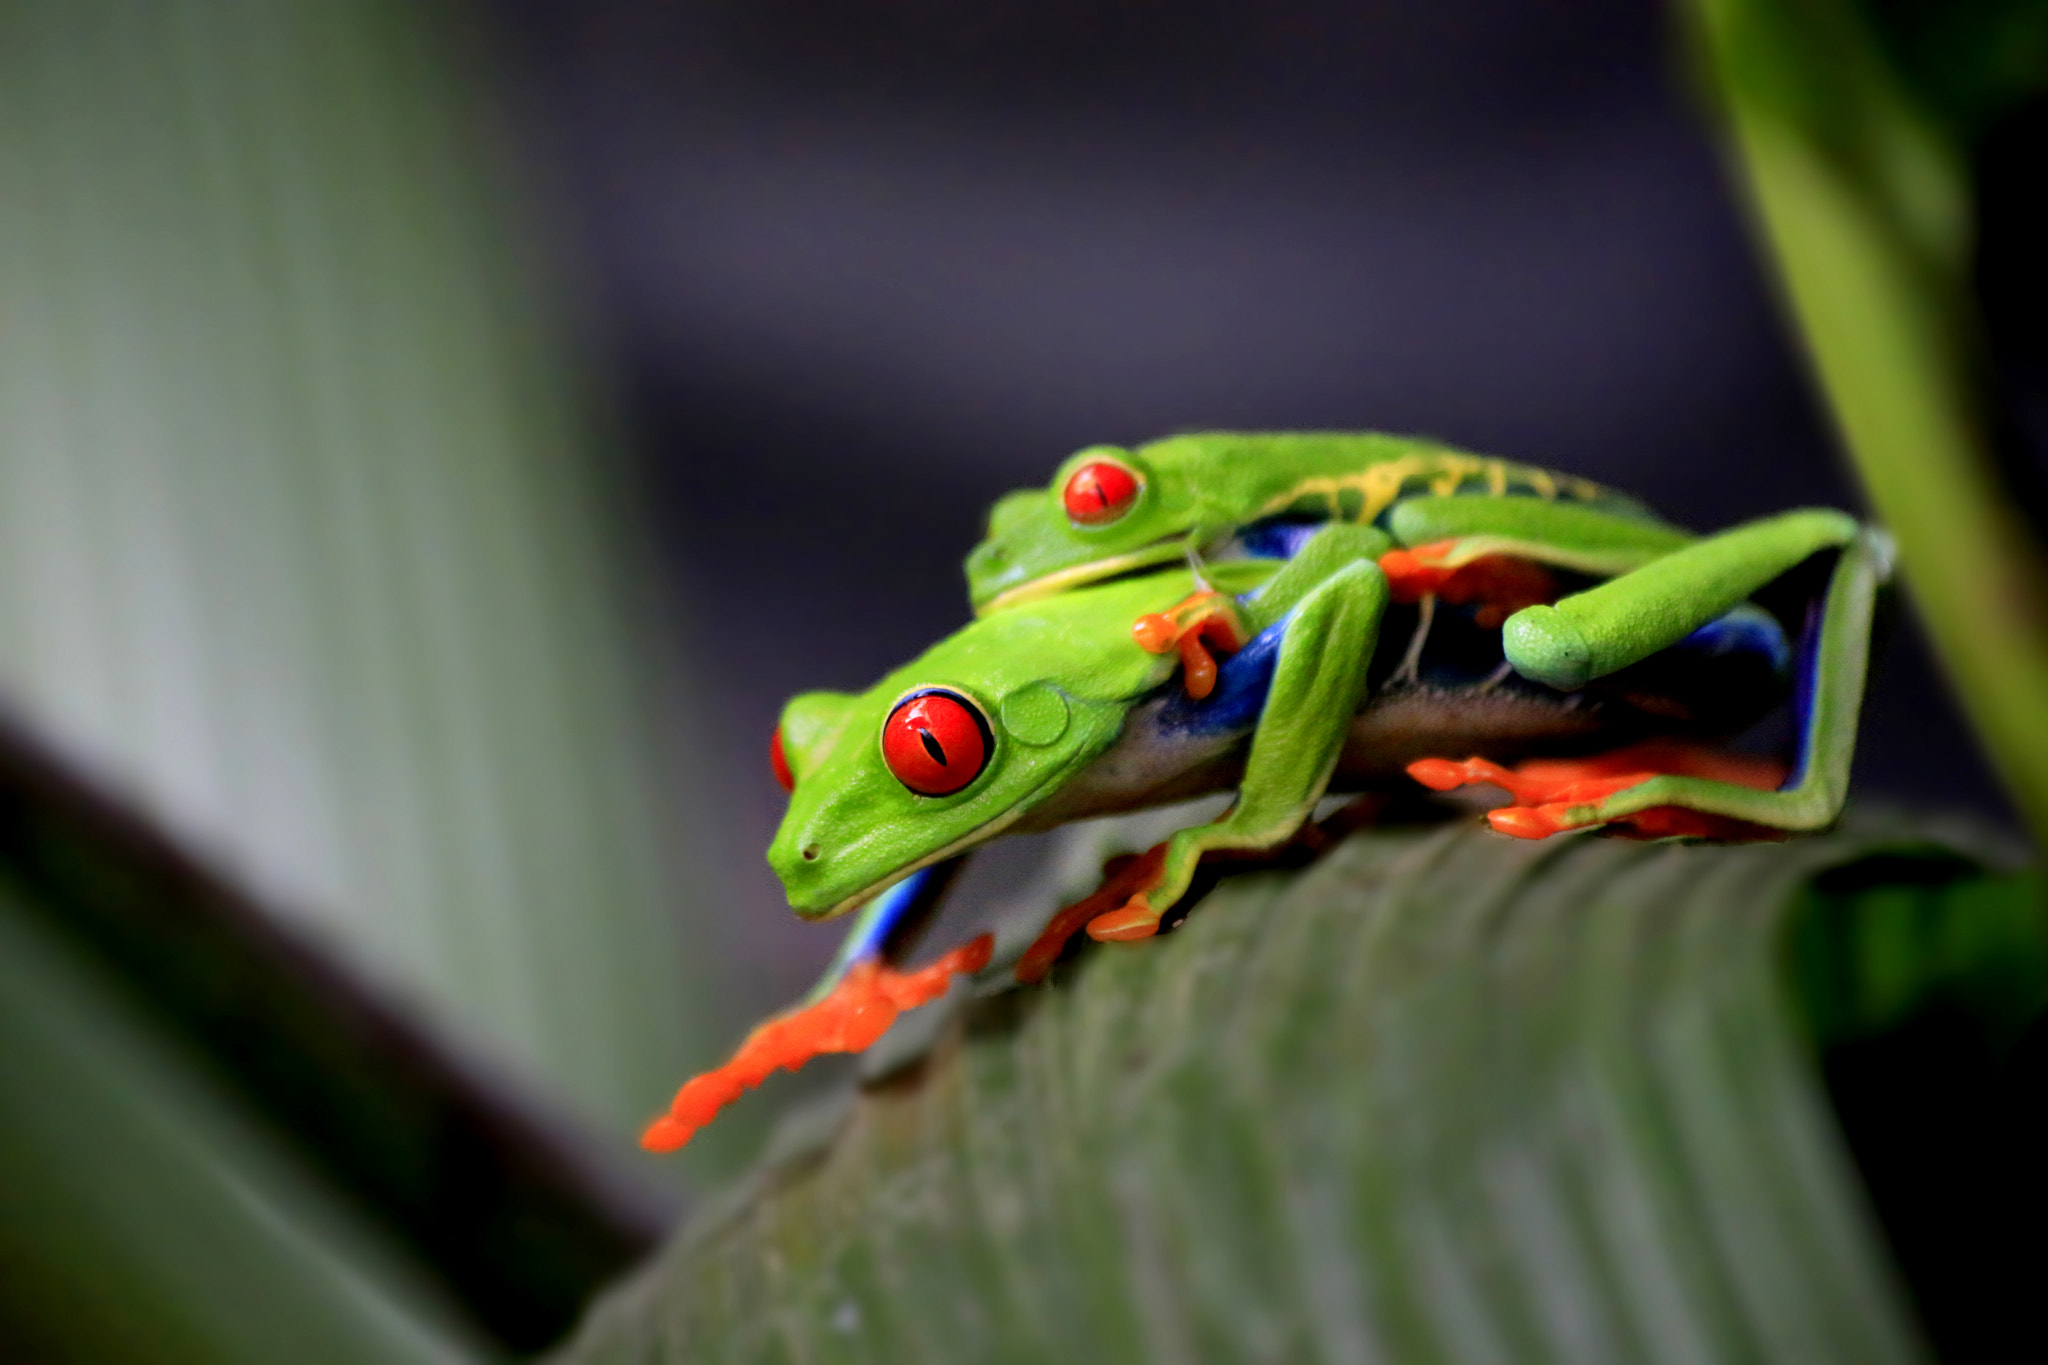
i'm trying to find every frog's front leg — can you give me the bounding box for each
[1418,512,1883,837]
[640,859,979,1153]
[1086,552,1391,941]
[1131,526,1390,699]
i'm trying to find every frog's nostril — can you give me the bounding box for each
[801,843,821,862]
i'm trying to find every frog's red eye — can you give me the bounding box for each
[770,725,796,792]
[1063,461,1142,526]
[881,690,991,796]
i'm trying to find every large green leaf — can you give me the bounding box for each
[559,821,2040,1363]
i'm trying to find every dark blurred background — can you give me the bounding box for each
[490,0,2013,1004]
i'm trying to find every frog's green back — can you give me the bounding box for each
[966,431,1665,613]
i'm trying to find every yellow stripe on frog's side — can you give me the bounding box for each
[974,539,1189,616]
[1250,452,1611,527]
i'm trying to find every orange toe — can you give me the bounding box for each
[1486,804,1579,839]
[1086,896,1160,942]
[1129,592,1246,698]
[639,932,992,1154]
[1017,844,1170,982]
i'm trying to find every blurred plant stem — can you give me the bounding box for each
[1682,0,2048,852]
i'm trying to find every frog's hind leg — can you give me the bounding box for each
[1417,516,1885,838]
[1410,741,1793,840]
[1085,553,1390,942]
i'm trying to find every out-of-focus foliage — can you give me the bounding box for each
[559,821,2041,1364]
[0,888,490,1365]
[0,0,709,1127]
[0,0,712,1357]
[1683,0,2048,849]
[0,711,675,1352]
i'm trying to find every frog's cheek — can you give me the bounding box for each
[999,682,1070,746]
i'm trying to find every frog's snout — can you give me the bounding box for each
[767,826,844,918]
[965,542,1024,603]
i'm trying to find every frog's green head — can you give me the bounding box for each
[767,576,1183,919]
[966,443,1209,615]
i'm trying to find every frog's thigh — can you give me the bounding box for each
[1158,558,1389,894]
[1576,527,1886,832]
[1387,495,1693,575]
[1503,508,1860,691]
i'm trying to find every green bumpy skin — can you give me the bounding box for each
[965,430,1661,615]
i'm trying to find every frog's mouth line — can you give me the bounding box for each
[974,540,1187,616]
[812,802,1033,921]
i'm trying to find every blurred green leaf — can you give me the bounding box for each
[1681,0,2048,848]
[559,821,2039,1363]
[0,0,715,1132]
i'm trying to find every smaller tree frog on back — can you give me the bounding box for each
[965,430,1669,616]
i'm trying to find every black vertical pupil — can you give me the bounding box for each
[918,727,948,766]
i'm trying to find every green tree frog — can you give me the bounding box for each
[643,462,1889,1152]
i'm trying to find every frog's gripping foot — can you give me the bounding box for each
[640,933,993,1154]
[1377,541,1556,628]
[1015,843,1171,984]
[1407,740,1788,840]
[1132,592,1250,699]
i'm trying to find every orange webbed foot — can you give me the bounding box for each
[1016,843,1170,984]
[1132,592,1249,700]
[1408,740,1789,841]
[640,932,993,1153]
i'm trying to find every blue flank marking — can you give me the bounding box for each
[1783,599,1826,791]
[1236,518,1324,561]
[1672,605,1791,675]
